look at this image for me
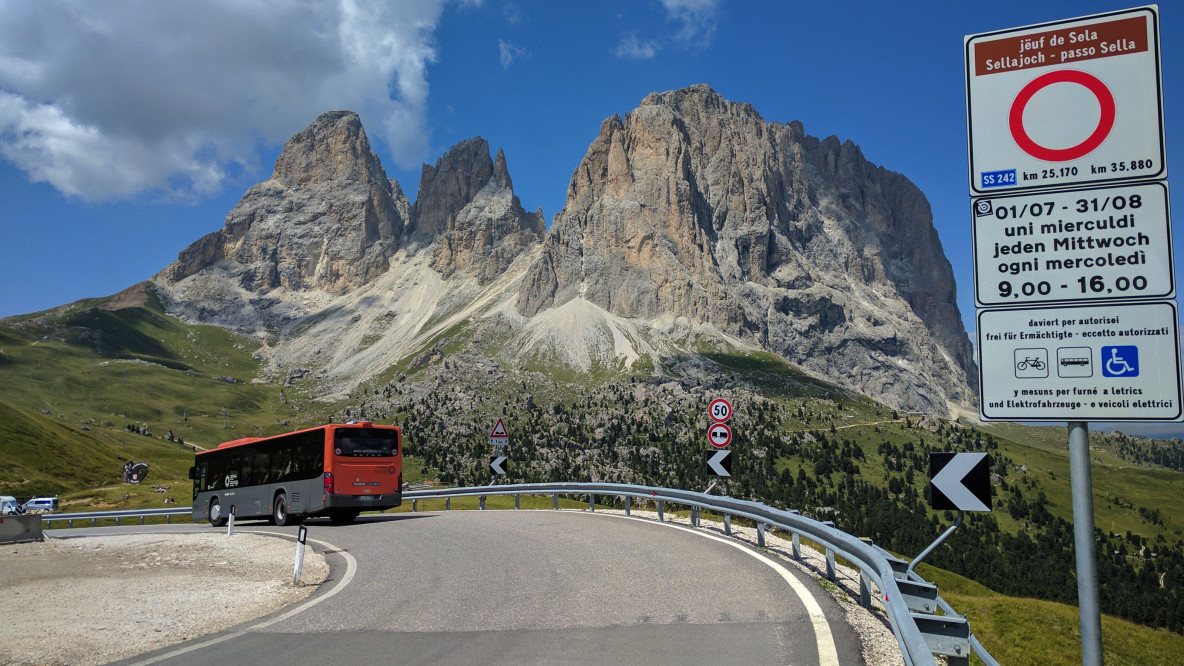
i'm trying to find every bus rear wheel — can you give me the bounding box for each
[273,493,298,526]
[209,498,227,527]
[328,509,359,524]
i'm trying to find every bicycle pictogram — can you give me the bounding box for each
[1014,348,1049,378]
[1016,357,1045,371]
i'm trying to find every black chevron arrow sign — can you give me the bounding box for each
[929,452,991,512]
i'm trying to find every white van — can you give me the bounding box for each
[21,497,57,513]
[0,496,19,515]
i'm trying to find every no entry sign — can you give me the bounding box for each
[966,6,1164,194]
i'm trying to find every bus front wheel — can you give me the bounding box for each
[273,493,297,527]
[209,498,227,527]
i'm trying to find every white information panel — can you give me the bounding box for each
[966,6,1164,194]
[972,181,1173,306]
[978,301,1182,421]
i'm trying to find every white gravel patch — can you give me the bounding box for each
[0,533,328,666]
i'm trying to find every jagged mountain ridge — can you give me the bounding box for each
[152,85,977,415]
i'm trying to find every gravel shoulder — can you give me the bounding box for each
[0,532,329,666]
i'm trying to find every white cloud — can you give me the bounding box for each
[498,40,529,69]
[614,33,658,60]
[0,0,449,201]
[661,0,720,46]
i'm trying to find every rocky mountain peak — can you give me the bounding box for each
[517,84,976,413]
[155,111,409,324]
[418,138,545,281]
[410,137,496,243]
[271,110,387,188]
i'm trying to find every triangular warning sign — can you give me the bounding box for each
[490,419,508,438]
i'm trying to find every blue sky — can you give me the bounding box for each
[0,0,1179,344]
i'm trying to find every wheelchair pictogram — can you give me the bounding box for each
[1101,346,1139,378]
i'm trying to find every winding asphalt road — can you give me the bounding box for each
[115,510,863,665]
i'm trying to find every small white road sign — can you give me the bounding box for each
[708,398,732,423]
[929,452,992,512]
[978,301,1183,421]
[972,181,1173,307]
[489,419,509,447]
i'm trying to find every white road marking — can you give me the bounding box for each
[605,513,841,666]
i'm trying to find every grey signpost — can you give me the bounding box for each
[966,7,1175,664]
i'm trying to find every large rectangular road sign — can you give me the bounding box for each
[978,301,1182,421]
[966,6,1164,195]
[973,181,1173,306]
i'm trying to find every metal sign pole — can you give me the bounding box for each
[1068,421,1102,666]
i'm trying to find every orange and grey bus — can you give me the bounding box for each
[190,422,402,526]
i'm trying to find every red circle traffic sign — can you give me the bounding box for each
[1008,70,1115,162]
[708,398,732,423]
[708,423,732,449]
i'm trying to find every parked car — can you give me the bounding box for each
[0,495,20,515]
[21,497,58,513]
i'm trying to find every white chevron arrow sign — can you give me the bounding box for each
[929,452,991,512]
[489,455,507,476]
[706,449,732,477]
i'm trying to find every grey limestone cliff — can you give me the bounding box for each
[517,85,976,412]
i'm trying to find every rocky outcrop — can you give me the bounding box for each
[160,111,409,295]
[412,138,544,282]
[517,85,976,412]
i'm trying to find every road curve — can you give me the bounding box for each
[123,510,863,665]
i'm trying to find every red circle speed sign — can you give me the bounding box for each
[708,398,732,423]
[1008,70,1115,162]
[708,423,732,449]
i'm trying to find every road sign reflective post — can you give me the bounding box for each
[724,514,731,536]
[757,522,766,548]
[625,496,631,516]
[1069,421,1103,666]
[826,547,836,582]
[792,533,801,561]
[908,511,965,576]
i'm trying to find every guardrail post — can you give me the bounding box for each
[515,495,520,510]
[116,516,121,526]
[859,572,872,610]
[826,548,836,582]
[92,517,97,527]
[166,515,172,524]
[446,497,451,511]
[589,494,595,512]
[792,533,801,561]
[625,496,631,516]
[657,500,664,521]
[757,522,766,548]
[480,496,486,511]
[724,514,731,535]
[691,506,699,527]
[552,494,558,510]
[140,515,145,525]
[412,499,418,512]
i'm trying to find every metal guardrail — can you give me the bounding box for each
[41,483,997,666]
[42,507,192,528]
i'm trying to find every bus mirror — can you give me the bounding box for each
[188,466,197,480]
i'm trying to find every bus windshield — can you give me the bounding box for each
[334,428,398,457]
